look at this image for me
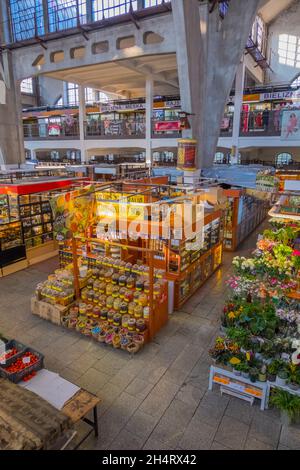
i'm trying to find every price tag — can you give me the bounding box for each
[22,357,31,365]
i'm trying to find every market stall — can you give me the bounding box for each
[0,178,89,275]
[223,188,270,251]
[31,182,225,351]
[209,214,300,422]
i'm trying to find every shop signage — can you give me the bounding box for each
[260,91,300,101]
[154,121,181,132]
[100,102,145,112]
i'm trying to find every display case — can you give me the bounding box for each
[0,222,26,268]
[19,194,53,248]
[0,177,86,273]
[223,189,269,251]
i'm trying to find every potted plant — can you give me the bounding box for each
[267,362,278,382]
[237,362,250,379]
[249,367,259,383]
[276,368,288,386]
[287,364,300,391]
[258,364,267,382]
[270,389,300,426]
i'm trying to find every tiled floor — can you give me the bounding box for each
[1,223,300,450]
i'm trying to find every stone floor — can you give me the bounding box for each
[0,223,300,450]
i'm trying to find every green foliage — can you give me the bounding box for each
[270,389,300,422]
[267,359,286,376]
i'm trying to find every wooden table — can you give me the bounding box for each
[62,389,101,449]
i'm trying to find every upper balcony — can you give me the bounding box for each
[220,110,283,138]
[23,110,286,143]
[23,117,183,141]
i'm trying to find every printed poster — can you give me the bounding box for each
[281,110,300,140]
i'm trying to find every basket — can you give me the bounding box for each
[0,339,27,367]
[0,347,44,383]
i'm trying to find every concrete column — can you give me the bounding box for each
[78,84,86,163]
[172,0,260,169]
[145,76,153,165]
[171,0,201,143]
[231,57,245,164]
[0,51,25,166]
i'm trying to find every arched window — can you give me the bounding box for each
[275,153,292,166]
[214,152,225,164]
[291,75,300,88]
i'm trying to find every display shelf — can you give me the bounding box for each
[209,366,268,410]
[223,189,269,251]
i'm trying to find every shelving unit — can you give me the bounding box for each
[223,189,269,251]
[0,178,88,274]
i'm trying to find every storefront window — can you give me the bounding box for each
[276,153,292,166]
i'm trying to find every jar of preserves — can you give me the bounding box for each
[86,304,93,317]
[120,302,128,315]
[119,275,127,287]
[134,304,143,319]
[101,308,108,321]
[128,318,136,331]
[106,296,114,310]
[126,276,135,289]
[113,298,121,311]
[128,302,136,316]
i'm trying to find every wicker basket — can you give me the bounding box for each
[0,347,44,383]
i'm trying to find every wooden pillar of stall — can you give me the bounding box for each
[72,237,80,299]
[148,250,155,341]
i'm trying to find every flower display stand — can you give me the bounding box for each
[209,366,268,410]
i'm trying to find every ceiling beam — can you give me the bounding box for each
[116,59,179,90]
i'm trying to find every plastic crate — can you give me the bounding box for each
[0,339,27,366]
[0,347,44,383]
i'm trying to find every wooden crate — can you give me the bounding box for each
[31,297,71,325]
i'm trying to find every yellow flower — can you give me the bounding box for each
[228,311,236,319]
[246,352,251,361]
[229,357,241,365]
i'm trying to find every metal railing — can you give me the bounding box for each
[240,110,282,136]
[220,110,285,137]
[23,122,80,139]
[7,0,171,44]
[23,117,182,140]
[85,119,146,138]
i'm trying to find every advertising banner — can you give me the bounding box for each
[154,121,181,132]
[50,186,95,241]
[281,110,300,140]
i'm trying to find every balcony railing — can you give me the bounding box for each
[23,118,182,140]
[240,110,282,136]
[23,122,80,139]
[24,110,287,141]
[220,110,283,137]
[85,119,146,138]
